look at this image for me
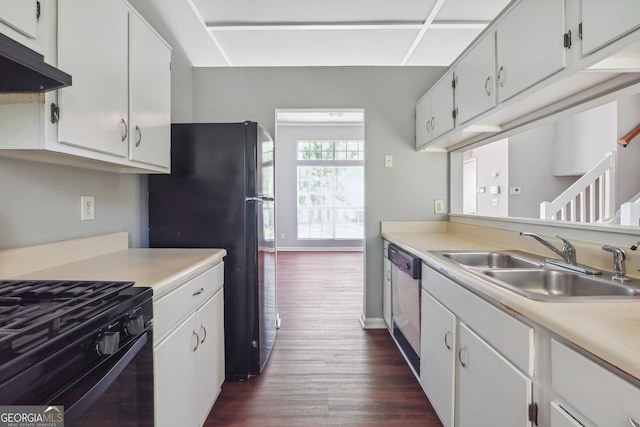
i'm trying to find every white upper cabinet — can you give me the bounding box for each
[56,0,171,172]
[416,92,432,149]
[431,71,455,140]
[0,0,37,39]
[58,0,129,158]
[417,71,456,149]
[495,0,567,103]
[581,0,640,56]
[129,12,171,168]
[454,33,497,125]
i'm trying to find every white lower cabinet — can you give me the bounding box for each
[456,323,532,427]
[420,263,535,427]
[420,290,455,427]
[383,242,392,330]
[154,263,225,427]
[551,339,640,427]
[550,402,585,427]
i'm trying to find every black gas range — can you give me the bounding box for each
[0,279,154,426]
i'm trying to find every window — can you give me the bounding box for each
[296,140,364,240]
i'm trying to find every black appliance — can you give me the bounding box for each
[149,121,278,380]
[0,279,153,426]
[0,32,72,92]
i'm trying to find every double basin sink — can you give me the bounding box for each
[430,250,640,302]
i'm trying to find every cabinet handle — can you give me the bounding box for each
[120,118,128,142]
[135,125,142,147]
[426,120,431,133]
[200,324,207,344]
[629,418,640,427]
[386,270,391,281]
[497,66,505,88]
[444,331,452,350]
[458,344,467,367]
[191,330,200,352]
[484,76,492,96]
[192,288,204,296]
[431,117,435,132]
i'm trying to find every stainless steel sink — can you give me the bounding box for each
[482,269,640,301]
[440,251,543,269]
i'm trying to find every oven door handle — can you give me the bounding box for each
[64,332,148,424]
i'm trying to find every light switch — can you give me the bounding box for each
[492,198,499,207]
[434,199,445,214]
[489,185,500,195]
[385,155,393,168]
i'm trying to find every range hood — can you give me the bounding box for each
[0,32,71,93]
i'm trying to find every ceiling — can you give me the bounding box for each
[143,0,513,67]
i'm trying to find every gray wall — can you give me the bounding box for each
[192,66,448,322]
[0,157,148,249]
[508,124,578,218]
[276,124,364,250]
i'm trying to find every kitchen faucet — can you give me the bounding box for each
[518,232,576,264]
[518,232,601,275]
[602,245,631,282]
[631,240,640,251]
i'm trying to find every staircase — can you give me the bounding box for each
[620,191,640,226]
[540,152,616,224]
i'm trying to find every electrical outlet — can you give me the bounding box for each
[81,196,95,221]
[280,233,286,240]
[434,199,445,214]
[509,186,522,195]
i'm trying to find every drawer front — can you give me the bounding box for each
[154,262,224,344]
[552,339,640,427]
[422,264,534,374]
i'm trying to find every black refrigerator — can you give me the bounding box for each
[148,121,278,380]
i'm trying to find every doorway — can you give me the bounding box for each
[275,109,365,252]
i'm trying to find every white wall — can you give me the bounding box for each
[553,102,617,176]
[192,66,448,323]
[464,139,509,217]
[276,124,365,250]
[617,93,640,204]
[0,157,147,249]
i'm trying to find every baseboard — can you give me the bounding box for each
[278,247,363,252]
[359,314,387,329]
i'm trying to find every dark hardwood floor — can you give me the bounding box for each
[205,251,443,426]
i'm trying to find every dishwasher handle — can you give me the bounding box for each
[388,244,421,279]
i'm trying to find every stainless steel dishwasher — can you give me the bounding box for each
[389,244,421,376]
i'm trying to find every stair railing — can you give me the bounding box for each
[540,152,616,223]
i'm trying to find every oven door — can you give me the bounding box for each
[49,331,154,427]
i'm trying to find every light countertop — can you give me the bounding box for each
[0,232,226,300]
[382,224,640,382]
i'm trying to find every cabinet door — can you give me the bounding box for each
[0,0,37,39]
[550,402,585,427]
[383,256,392,329]
[197,290,225,424]
[581,0,640,56]
[416,93,432,149]
[58,0,129,158]
[129,11,171,168]
[552,339,640,427]
[420,290,456,427]
[455,33,496,125]
[431,71,455,140]
[456,323,532,427]
[154,312,200,427]
[496,0,566,103]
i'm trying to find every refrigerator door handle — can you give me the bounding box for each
[246,196,275,202]
[258,195,275,202]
